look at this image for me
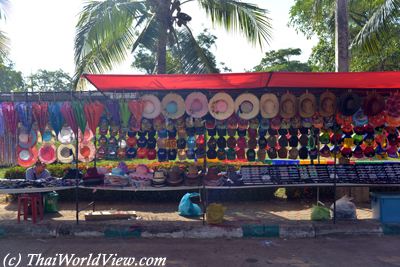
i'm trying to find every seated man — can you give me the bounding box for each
[26,161,51,181]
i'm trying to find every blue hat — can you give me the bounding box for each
[158,129,168,138]
[187,136,196,149]
[147,136,157,149]
[187,149,195,160]
[186,127,196,136]
[137,136,147,148]
[157,148,168,162]
[168,149,177,160]
[126,147,137,159]
[168,129,177,138]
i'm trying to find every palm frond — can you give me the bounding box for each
[197,0,272,47]
[0,30,9,60]
[74,0,149,78]
[0,0,9,20]
[131,15,159,52]
[351,0,400,53]
[170,26,219,74]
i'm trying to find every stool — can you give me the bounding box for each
[17,193,44,223]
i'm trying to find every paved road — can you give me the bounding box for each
[0,236,399,267]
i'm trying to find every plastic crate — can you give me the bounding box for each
[371,193,400,223]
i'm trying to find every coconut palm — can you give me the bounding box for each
[74,0,272,83]
[0,0,9,61]
[312,0,400,71]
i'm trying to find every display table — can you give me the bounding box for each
[0,186,75,195]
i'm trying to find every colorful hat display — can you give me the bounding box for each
[234,93,259,120]
[280,93,297,119]
[141,94,161,119]
[38,143,57,164]
[57,144,75,164]
[162,93,186,119]
[209,93,235,120]
[17,146,38,167]
[185,92,208,118]
[78,141,96,162]
[260,93,279,118]
[298,92,317,118]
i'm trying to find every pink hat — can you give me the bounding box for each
[38,144,57,164]
[185,92,208,118]
[78,141,95,162]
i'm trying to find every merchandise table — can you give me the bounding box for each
[0,186,75,195]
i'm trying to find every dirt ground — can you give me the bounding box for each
[0,196,374,226]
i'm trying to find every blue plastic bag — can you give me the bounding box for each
[178,193,202,217]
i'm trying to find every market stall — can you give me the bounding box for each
[1,71,400,224]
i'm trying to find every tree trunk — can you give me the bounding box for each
[335,0,350,72]
[156,0,171,74]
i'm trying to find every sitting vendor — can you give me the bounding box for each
[26,161,51,180]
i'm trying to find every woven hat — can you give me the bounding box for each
[57,144,75,164]
[260,93,279,118]
[167,166,184,186]
[58,126,75,144]
[185,92,208,118]
[38,144,57,164]
[280,93,298,119]
[338,92,361,116]
[319,91,337,117]
[19,128,38,149]
[234,93,259,120]
[141,94,161,119]
[162,93,186,119]
[363,93,385,116]
[17,146,38,167]
[299,92,317,118]
[209,93,235,120]
[78,141,95,162]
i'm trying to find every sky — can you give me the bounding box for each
[2,0,316,77]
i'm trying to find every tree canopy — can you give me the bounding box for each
[27,69,73,92]
[251,48,311,72]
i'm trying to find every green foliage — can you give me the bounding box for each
[252,48,311,72]
[27,69,73,92]
[133,29,230,74]
[74,0,271,82]
[289,0,400,71]
[0,61,24,92]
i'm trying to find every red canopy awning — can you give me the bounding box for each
[83,73,270,91]
[83,71,400,91]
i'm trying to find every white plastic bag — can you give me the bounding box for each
[330,195,357,220]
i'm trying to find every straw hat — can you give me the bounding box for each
[162,93,186,119]
[57,144,75,164]
[319,91,337,117]
[18,128,37,149]
[38,144,57,164]
[141,94,161,119]
[208,93,235,120]
[298,92,317,118]
[280,93,298,119]
[78,141,95,162]
[185,92,208,118]
[234,93,260,120]
[58,126,75,144]
[260,93,279,118]
[17,146,38,167]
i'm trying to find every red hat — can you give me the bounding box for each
[236,148,246,160]
[147,148,157,160]
[237,137,247,149]
[137,148,148,159]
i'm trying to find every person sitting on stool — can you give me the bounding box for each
[26,161,51,181]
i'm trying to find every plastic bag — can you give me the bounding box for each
[311,204,331,221]
[206,203,226,224]
[330,195,357,220]
[178,193,202,217]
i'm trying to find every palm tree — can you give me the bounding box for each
[74,0,272,83]
[313,0,400,72]
[0,0,9,61]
